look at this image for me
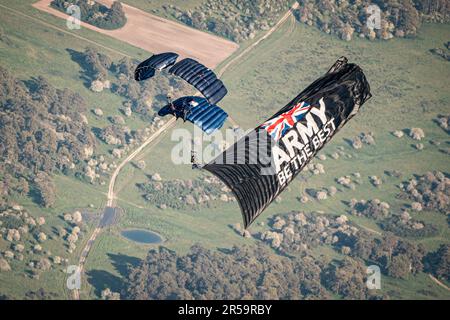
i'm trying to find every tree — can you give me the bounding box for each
[394,240,425,274]
[388,254,411,279]
[0,66,95,206]
[83,47,109,81]
[51,0,126,30]
[107,2,127,28]
[424,244,450,281]
[322,257,368,299]
[372,233,398,266]
[16,177,29,196]
[34,173,56,208]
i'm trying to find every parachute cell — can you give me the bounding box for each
[158,96,228,134]
[203,57,372,229]
[169,58,227,105]
[134,52,179,81]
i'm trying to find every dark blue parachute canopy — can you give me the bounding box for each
[169,58,227,105]
[158,96,228,134]
[134,52,179,81]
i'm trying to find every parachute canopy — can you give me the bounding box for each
[134,52,179,81]
[203,57,372,229]
[158,96,228,134]
[169,58,227,105]
[135,53,228,105]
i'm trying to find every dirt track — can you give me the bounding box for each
[33,0,238,68]
[217,2,299,77]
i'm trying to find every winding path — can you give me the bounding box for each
[72,118,176,299]
[428,274,450,292]
[217,2,299,77]
[106,118,177,207]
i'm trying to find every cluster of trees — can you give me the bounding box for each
[263,211,430,280]
[261,211,372,254]
[351,131,376,149]
[294,0,449,41]
[34,172,56,208]
[0,66,96,207]
[75,47,192,119]
[24,288,58,300]
[0,204,81,290]
[415,0,450,22]
[348,199,391,220]
[123,243,398,300]
[350,232,427,279]
[379,213,438,238]
[99,124,128,146]
[424,244,450,282]
[137,177,230,210]
[347,198,438,238]
[51,0,127,30]
[80,46,113,82]
[322,257,376,299]
[398,171,449,214]
[165,0,292,42]
[0,176,29,207]
[1,205,57,272]
[124,245,329,299]
[122,206,449,300]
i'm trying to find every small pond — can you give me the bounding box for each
[121,229,163,244]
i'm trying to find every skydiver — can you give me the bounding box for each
[166,93,175,113]
[180,99,194,122]
[191,150,201,170]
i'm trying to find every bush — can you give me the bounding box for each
[167,0,292,42]
[51,0,127,30]
[379,214,439,238]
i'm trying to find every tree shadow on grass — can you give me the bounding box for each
[86,269,124,298]
[66,48,94,88]
[305,188,316,198]
[23,77,41,93]
[343,138,354,148]
[27,184,43,208]
[108,253,141,278]
[91,127,103,140]
[86,253,141,298]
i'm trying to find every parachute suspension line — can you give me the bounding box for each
[191,147,201,170]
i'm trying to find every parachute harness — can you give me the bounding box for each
[191,150,202,170]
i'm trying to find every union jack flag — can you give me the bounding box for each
[261,101,312,141]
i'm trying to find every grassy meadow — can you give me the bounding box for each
[0,0,449,299]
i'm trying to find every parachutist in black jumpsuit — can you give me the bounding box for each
[180,99,192,122]
[167,94,175,112]
[166,95,189,121]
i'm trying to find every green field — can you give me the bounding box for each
[0,0,149,298]
[0,0,449,299]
